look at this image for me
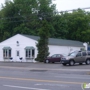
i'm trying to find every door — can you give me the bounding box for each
[51,54,60,62]
[50,54,57,62]
[81,52,87,62]
[74,52,82,63]
[56,54,61,62]
[16,50,20,61]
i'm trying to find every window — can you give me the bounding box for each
[56,54,61,57]
[25,49,31,58]
[17,51,19,56]
[68,51,78,57]
[82,52,87,56]
[25,46,35,59]
[3,49,11,59]
[9,50,11,57]
[76,52,81,57]
[88,52,90,55]
[32,49,35,57]
[51,54,57,58]
[29,50,30,57]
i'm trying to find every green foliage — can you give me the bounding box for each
[65,9,90,41]
[36,20,50,62]
[0,0,56,42]
[52,14,68,38]
[0,1,90,51]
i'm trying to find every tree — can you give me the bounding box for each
[52,13,69,39]
[38,0,56,16]
[0,0,39,39]
[0,0,56,41]
[36,20,50,62]
[66,9,90,42]
[35,0,56,62]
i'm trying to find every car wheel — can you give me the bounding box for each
[45,60,49,63]
[62,63,67,66]
[69,60,75,66]
[79,63,82,65]
[85,59,90,65]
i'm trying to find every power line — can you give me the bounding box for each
[0,12,55,19]
[58,7,90,13]
[0,14,55,23]
[0,7,90,23]
[0,7,90,19]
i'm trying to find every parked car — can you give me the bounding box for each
[44,54,66,63]
[61,50,90,66]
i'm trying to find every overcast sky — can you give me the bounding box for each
[0,0,90,11]
[53,0,90,11]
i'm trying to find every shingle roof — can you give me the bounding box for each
[21,34,83,47]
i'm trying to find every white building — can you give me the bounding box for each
[0,34,84,62]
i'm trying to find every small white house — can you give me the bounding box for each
[0,34,84,62]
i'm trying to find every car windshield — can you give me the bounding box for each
[62,54,67,57]
[68,51,78,56]
[51,54,57,58]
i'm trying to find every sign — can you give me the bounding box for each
[82,83,90,90]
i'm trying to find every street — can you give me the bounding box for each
[0,62,90,90]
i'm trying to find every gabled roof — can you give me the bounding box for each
[21,34,83,47]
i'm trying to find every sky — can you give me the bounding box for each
[0,0,90,11]
[53,0,90,11]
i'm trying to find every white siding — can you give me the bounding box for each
[48,45,82,56]
[0,34,38,62]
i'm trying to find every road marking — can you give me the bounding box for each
[0,66,90,71]
[35,83,69,87]
[55,76,90,80]
[3,85,50,90]
[0,76,83,85]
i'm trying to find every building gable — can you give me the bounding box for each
[0,34,37,45]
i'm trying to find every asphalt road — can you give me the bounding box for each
[0,62,90,90]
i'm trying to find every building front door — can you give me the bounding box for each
[16,50,20,62]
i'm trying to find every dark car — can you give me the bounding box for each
[44,54,65,63]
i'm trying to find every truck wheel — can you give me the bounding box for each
[62,63,67,66]
[45,60,49,63]
[85,59,90,65]
[79,63,82,65]
[69,60,75,66]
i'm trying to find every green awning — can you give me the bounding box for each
[25,46,35,49]
[3,47,11,50]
